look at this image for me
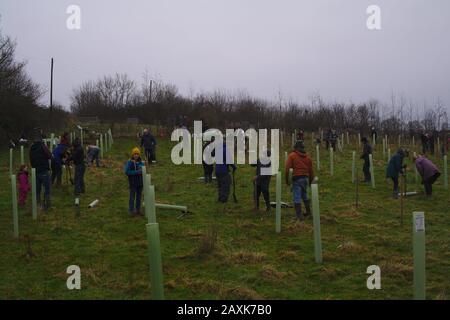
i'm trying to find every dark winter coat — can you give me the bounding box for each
[386,150,405,179]
[29,141,52,173]
[124,159,144,188]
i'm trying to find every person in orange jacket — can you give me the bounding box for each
[285,141,314,221]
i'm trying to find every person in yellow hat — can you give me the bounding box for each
[124,147,145,217]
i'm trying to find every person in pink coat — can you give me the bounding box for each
[18,164,31,206]
[414,154,441,196]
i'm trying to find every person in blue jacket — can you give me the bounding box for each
[215,141,237,203]
[51,143,68,187]
[386,148,407,199]
[124,147,145,217]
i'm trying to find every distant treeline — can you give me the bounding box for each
[70,72,448,136]
[0,27,71,145]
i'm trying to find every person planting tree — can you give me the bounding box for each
[413,154,441,197]
[67,138,86,196]
[124,147,145,217]
[386,148,407,199]
[285,141,314,221]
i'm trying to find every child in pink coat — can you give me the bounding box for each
[18,165,31,206]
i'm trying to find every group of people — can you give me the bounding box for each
[358,134,442,198]
[17,130,101,211]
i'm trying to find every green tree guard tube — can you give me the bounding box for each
[329,148,334,176]
[9,148,13,176]
[148,184,157,224]
[352,151,356,183]
[412,212,426,300]
[155,203,187,213]
[20,145,24,165]
[100,134,104,159]
[369,154,375,188]
[388,148,391,163]
[275,172,281,233]
[31,168,37,220]
[358,133,361,147]
[288,168,293,182]
[142,166,150,218]
[146,223,165,300]
[11,175,19,238]
[80,128,83,147]
[104,132,108,153]
[444,155,448,190]
[316,144,320,171]
[311,183,323,264]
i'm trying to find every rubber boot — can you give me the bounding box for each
[304,200,311,218]
[294,203,304,221]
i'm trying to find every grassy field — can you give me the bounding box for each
[0,134,449,300]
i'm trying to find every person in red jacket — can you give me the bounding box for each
[285,141,314,220]
[18,164,31,207]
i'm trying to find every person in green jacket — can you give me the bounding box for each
[386,148,407,199]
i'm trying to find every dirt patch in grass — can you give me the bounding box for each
[219,286,264,300]
[229,250,267,264]
[379,259,412,279]
[337,241,366,254]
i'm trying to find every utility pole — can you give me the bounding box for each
[50,58,54,129]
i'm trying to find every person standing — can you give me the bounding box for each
[51,143,66,186]
[29,131,52,210]
[285,141,314,221]
[252,150,272,213]
[68,138,86,196]
[215,141,236,204]
[202,139,214,183]
[386,148,406,199]
[140,128,157,163]
[124,147,144,216]
[360,137,373,184]
[414,154,441,197]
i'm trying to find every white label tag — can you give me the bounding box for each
[414,213,425,232]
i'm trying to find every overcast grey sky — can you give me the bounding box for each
[1,0,449,112]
